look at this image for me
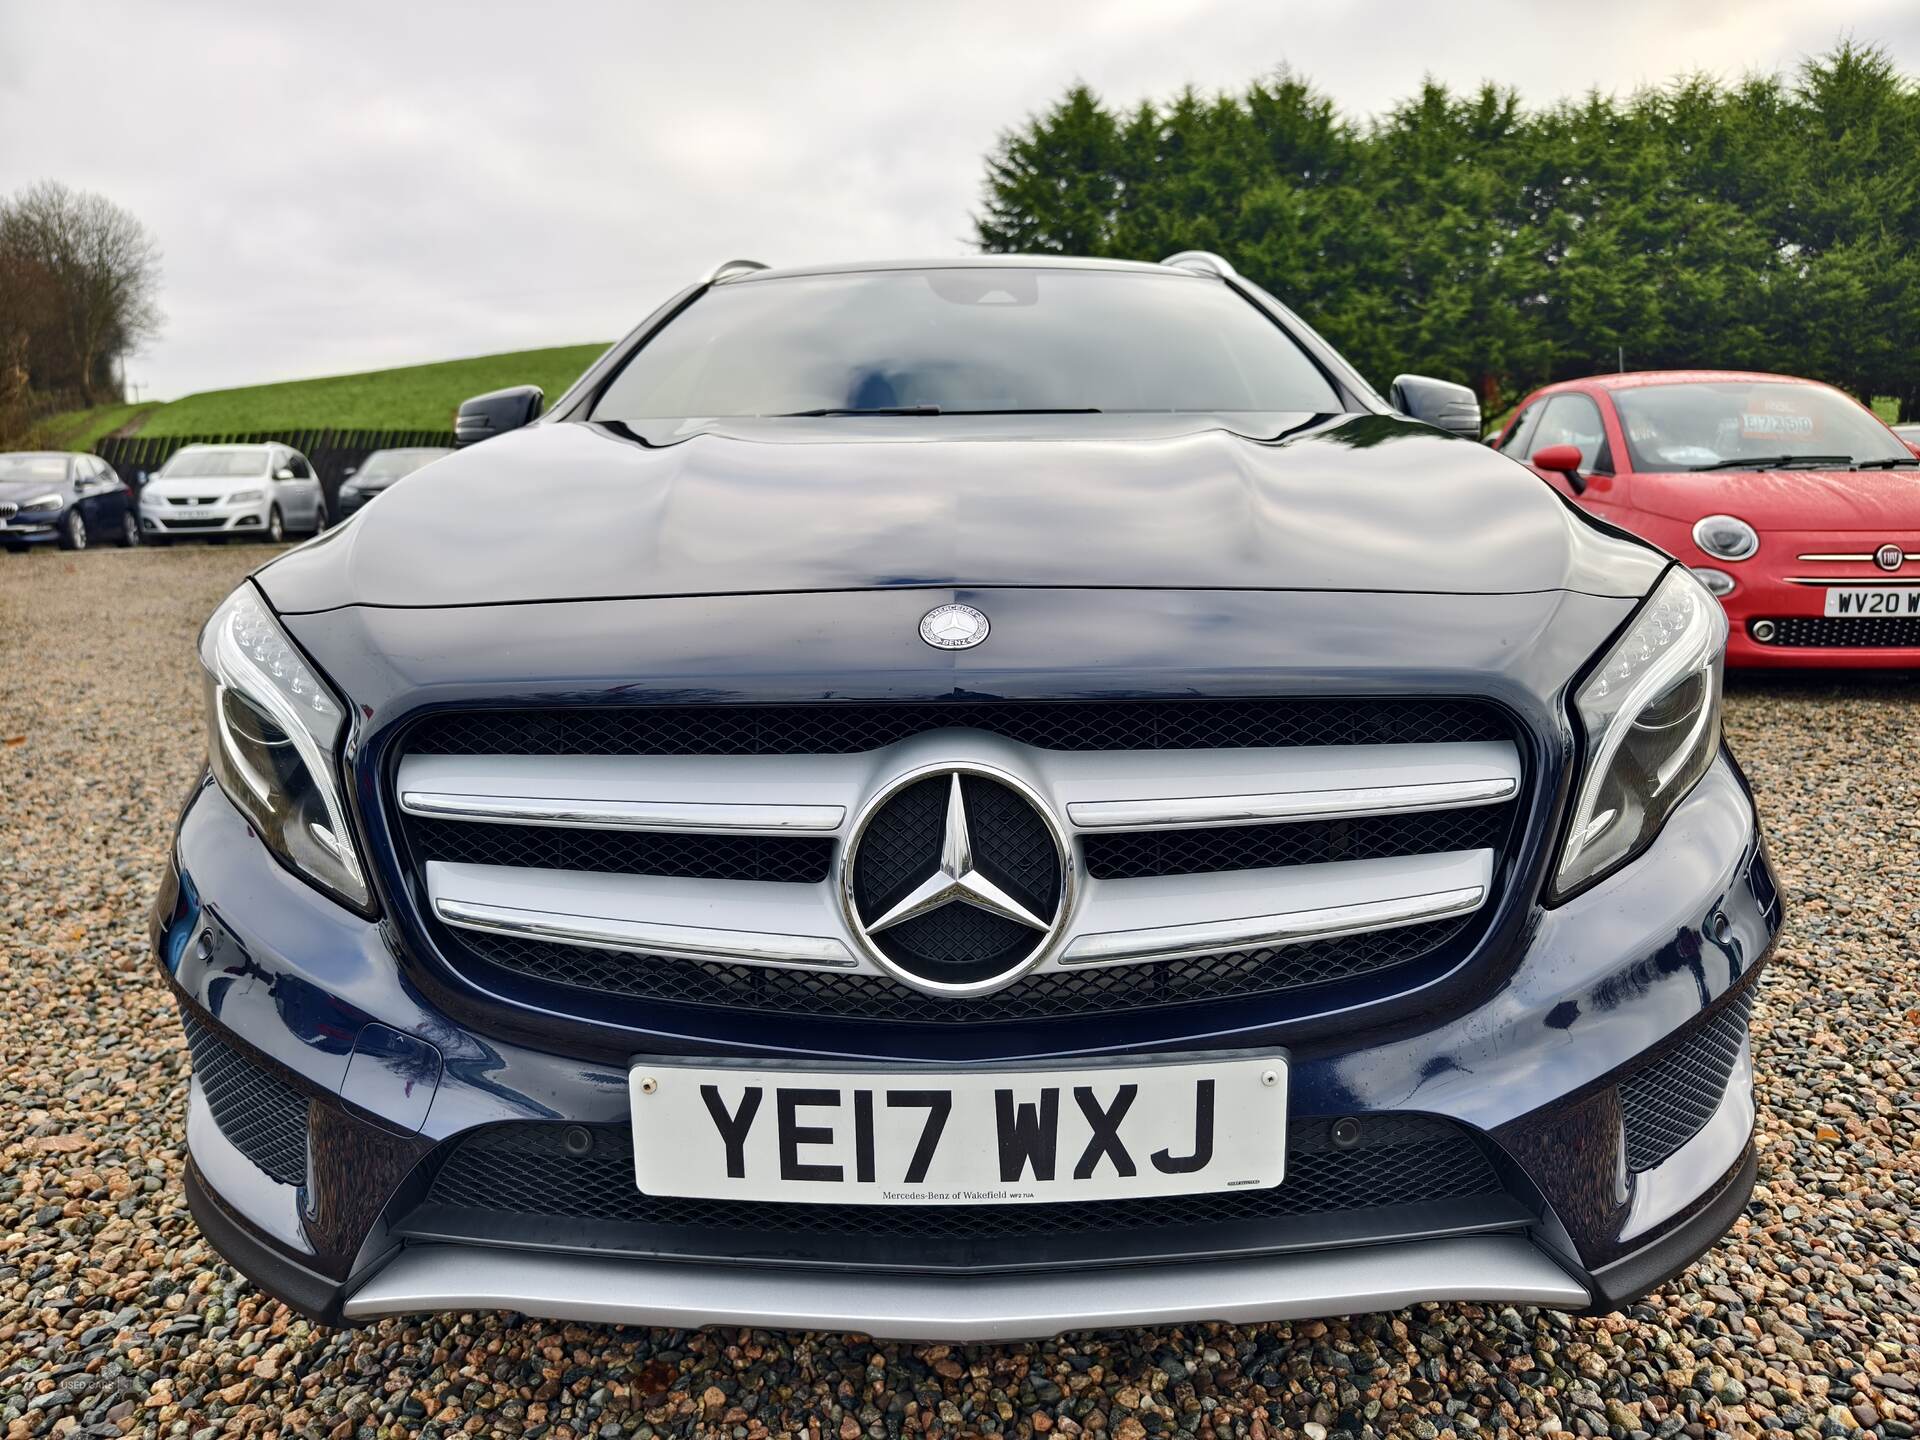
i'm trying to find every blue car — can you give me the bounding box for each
[1,450,138,551]
[154,254,1779,1338]
[334,446,454,519]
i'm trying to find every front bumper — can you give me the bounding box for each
[1,511,66,544]
[1689,532,1920,668]
[155,755,1779,1336]
[141,499,269,537]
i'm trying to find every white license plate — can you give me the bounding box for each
[1824,587,1920,617]
[629,1054,1287,1205]
[169,508,213,521]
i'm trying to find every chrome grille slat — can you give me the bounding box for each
[427,850,1496,974]
[1058,854,1492,968]
[396,740,1519,838]
[428,863,856,970]
[398,752,853,835]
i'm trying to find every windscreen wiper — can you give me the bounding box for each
[774,406,1104,417]
[778,405,944,416]
[1854,456,1920,469]
[1687,454,1853,471]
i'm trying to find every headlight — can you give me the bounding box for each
[199,584,372,910]
[1692,514,1757,561]
[20,492,64,512]
[227,489,265,503]
[1553,568,1726,899]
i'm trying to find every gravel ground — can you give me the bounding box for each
[2,543,1917,1440]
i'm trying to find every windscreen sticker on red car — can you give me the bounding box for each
[1739,405,1817,440]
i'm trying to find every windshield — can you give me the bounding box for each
[160,448,271,479]
[590,267,1342,423]
[1615,381,1910,471]
[358,448,447,481]
[0,454,69,482]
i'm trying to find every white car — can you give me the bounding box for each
[140,443,328,544]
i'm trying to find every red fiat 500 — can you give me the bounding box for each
[1496,371,1920,668]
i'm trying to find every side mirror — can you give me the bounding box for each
[455,384,544,447]
[1389,374,1481,439]
[1528,443,1588,494]
[273,466,297,481]
[341,464,358,480]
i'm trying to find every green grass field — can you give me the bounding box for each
[36,402,159,448]
[37,344,610,444]
[138,343,610,435]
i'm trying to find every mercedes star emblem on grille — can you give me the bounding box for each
[919,603,990,649]
[1875,543,1905,572]
[843,764,1069,996]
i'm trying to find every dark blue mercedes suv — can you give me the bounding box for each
[153,254,1779,1338]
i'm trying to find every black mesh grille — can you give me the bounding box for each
[1083,804,1510,880]
[454,915,1470,1023]
[420,1114,1504,1246]
[404,815,833,884]
[1619,987,1754,1172]
[180,1008,308,1187]
[1753,616,1920,648]
[873,905,1035,980]
[405,698,1510,757]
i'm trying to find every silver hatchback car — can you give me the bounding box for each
[140,443,328,543]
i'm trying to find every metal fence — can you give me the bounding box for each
[95,427,456,510]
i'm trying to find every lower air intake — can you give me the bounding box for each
[1619,987,1755,1173]
[180,1007,309,1188]
[1752,616,1920,648]
[419,1112,1505,1245]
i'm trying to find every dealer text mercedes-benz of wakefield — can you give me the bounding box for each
[154,254,1779,1337]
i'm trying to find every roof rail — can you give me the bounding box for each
[703,258,769,284]
[1160,251,1239,280]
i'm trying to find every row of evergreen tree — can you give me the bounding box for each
[975,41,1920,419]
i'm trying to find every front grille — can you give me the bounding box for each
[454,916,1470,1023]
[1753,616,1920,648]
[397,698,1521,1026]
[406,698,1509,757]
[161,517,227,530]
[180,1008,308,1187]
[1619,987,1754,1172]
[1083,804,1509,880]
[404,815,833,884]
[167,494,220,506]
[416,1113,1504,1255]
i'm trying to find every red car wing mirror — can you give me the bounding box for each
[1528,443,1589,494]
[1529,443,1583,473]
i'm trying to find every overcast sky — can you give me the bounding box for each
[4,0,1917,400]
